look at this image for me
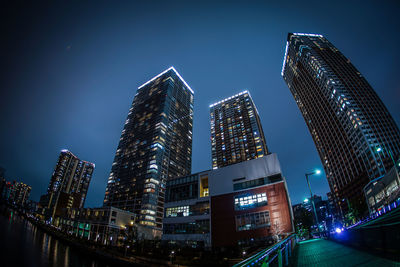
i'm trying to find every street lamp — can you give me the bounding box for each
[376,146,400,207]
[305,169,321,234]
[376,147,397,171]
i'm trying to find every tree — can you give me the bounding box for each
[271,221,283,242]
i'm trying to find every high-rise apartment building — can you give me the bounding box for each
[104,67,194,231]
[13,182,31,206]
[40,149,95,222]
[282,33,400,213]
[0,179,31,206]
[209,90,268,169]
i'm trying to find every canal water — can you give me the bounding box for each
[0,208,113,267]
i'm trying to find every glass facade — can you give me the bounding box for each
[210,91,268,169]
[234,192,268,210]
[103,67,194,230]
[165,201,210,217]
[166,174,199,202]
[233,174,283,191]
[47,150,94,200]
[235,211,270,231]
[163,219,210,234]
[282,33,400,212]
[41,150,94,213]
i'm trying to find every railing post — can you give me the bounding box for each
[285,243,289,265]
[278,247,283,267]
[261,255,269,267]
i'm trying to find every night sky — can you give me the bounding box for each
[1,1,399,207]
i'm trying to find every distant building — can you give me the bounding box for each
[0,178,7,200]
[0,179,31,207]
[0,180,14,200]
[13,182,31,206]
[162,154,293,248]
[293,195,334,232]
[59,206,143,246]
[103,67,194,235]
[327,192,339,220]
[26,200,39,213]
[209,90,268,169]
[39,149,95,224]
[0,167,5,179]
[282,33,400,215]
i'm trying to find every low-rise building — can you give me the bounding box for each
[60,206,159,246]
[60,206,133,245]
[364,160,400,214]
[162,154,294,248]
[163,171,211,248]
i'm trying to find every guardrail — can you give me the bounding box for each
[233,234,297,267]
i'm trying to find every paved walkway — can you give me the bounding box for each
[292,238,400,267]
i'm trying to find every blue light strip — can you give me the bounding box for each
[281,33,323,77]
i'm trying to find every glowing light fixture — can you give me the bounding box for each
[281,33,323,77]
[209,90,249,108]
[335,228,342,233]
[281,41,289,76]
[293,33,323,37]
[138,67,194,94]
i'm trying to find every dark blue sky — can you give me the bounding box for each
[1,0,399,207]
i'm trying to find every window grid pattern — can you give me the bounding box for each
[234,192,267,210]
[235,211,270,231]
[282,33,400,213]
[210,92,268,169]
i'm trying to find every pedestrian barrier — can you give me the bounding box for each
[233,234,298,267]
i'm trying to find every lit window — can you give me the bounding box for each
[235,211,270,231]
[234,192,267,210]
[166,206,190,217]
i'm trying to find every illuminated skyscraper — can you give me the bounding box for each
[104,67,194,232]
[39,149,95,222]
[209,90,268,169]
[282,33,400,213]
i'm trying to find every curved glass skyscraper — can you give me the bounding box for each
[282,33,400,214]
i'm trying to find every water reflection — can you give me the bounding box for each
[0,208,114,267]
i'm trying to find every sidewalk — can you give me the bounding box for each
[292,239,400,267]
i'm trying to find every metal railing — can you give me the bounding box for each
[233,234,297,267]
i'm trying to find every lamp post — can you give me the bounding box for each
[305,169,321,235]
[376,147,400,205]
[376,147,397,171]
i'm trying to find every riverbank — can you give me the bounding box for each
[0,203,174,267]
[2,204,237,266]
[25,215,174,266]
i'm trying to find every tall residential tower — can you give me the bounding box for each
[281,33,400,213]
[40,149,95,222]
[210,90,268,169]
[104,67,194,231]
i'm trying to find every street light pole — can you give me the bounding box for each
[377,147,397,171]
[377,146,400,187]
[305,170,321,235]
